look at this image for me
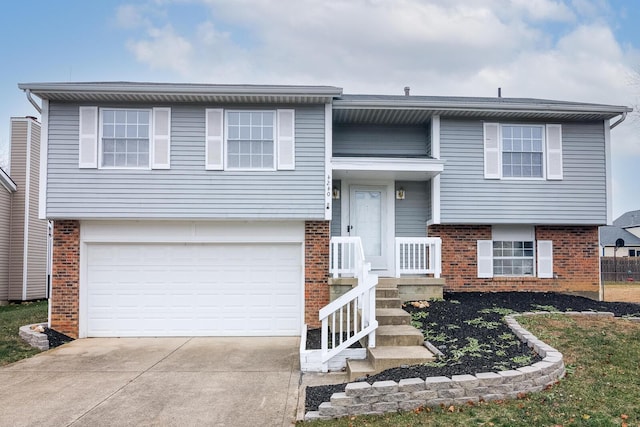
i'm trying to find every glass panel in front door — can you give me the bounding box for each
[354,190,382,257]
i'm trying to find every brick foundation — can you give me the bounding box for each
[305,221,330,327]
[427,224,600,299]
[51,220,80,338]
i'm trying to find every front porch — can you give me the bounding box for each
[329,236,444,302]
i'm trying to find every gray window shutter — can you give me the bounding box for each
[483,123,500,179]
[152,107,171,169]
[546,124,563,180]
[277,109,295,170]
[205,108,224,170]
[537,240,553,278]
[477,240,494,278]
[78,106,98,168]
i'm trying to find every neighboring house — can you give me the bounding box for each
[599,210,640,257]
[0,117,48,303]
[17,82,630,339]
[0,166,17,303]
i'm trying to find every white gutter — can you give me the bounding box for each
[609,112,627,129]
[25,89,42,114]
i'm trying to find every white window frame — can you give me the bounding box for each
[224,110,277,171]
[98,108,152,170]
[499,123,546,181]
[477,225,553,279]
[484,123,563,181]
[492,240,536,277]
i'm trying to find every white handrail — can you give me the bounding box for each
[321,237,378,370]
[395,237,442,278]
[330,236,365,278]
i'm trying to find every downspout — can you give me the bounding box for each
[610,112,627,129]
[24,89,42,114]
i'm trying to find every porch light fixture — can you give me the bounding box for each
[332,187,340,199]
[396,187,406,200]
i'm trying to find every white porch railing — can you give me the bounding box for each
[395,237,442,278]
[320,237,378,371]
[329,236,362,278]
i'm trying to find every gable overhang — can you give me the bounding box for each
[332,157,444,181]
[0,167,17,193]
[333,98,632,125]
[18,82,343,105]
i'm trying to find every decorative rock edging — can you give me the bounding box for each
[305,310,586,421]
[19,323,49,351]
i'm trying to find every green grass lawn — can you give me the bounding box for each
[303,315,640,427]
[0,300,48,366]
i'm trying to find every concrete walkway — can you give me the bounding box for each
[0,337,301,427]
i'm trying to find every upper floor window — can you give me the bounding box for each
[226,111,275,170]
[101,109,150,169]
[483,123,563,181]
[501,125,543,178]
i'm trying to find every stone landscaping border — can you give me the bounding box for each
[19,323,49,351]
[304,311,626,421]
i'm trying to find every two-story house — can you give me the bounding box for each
[18,82,630,340]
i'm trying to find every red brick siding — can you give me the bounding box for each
[51,220,80,338]
[428,224,600,298]
[305,220,330,327]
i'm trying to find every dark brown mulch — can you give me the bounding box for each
[304,291,640,412]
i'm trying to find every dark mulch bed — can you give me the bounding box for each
[43,328,74,348]
[305,291,640,412]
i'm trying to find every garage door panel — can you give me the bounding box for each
[86,242,302,337]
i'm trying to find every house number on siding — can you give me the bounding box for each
[326,173,332,210]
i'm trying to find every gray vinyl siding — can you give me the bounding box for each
[439,118,607,224]
[46,103,327,219]
[25,123,47,299]
[395,181,430,237]
[333,124,429,157]
[331,180,341,236]
[8,121,26,300]
[0,188,11,301]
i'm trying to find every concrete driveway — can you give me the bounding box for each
[0,337,301,427]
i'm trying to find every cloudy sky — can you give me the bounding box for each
[0,0,638,218]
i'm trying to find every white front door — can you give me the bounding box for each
[349,186,388,270]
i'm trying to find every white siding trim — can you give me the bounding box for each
[277,109,295,170]
[78,106,98,168]
[39,100,48,219]
[604,120,613,225]
[545,124,563,180]
[537,240,553,278]
[431,115,440,159]
[22,120,33,300]
[151,107,171,169]
[205,108,224,170]
[483,123,500,179]
[324,103,332,220]
[431,175,440,224]
[477,240,494,278]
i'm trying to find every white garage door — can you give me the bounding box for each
[86,243,302,337]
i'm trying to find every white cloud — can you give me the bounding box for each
[116,4,146,29]
[126,25,193,76]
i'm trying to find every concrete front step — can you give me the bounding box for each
[376,308,411,326]
[376,288,399,299]
[376,297,401,309]
[375,324,424,346]
[346,346,435,381]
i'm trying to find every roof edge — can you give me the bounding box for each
[0,167,17,193]
[18,82,344,98]
[332,98,632,115]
